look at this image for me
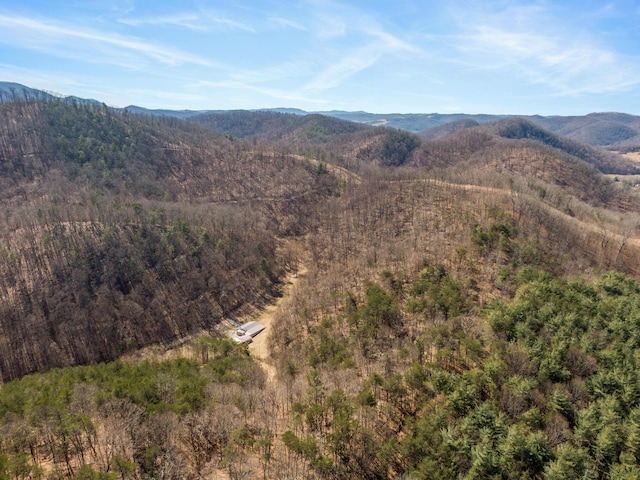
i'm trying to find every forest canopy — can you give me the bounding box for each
[1,269,640,478]
[2,96,640,478]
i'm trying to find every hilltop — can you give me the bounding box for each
[5,82,639,149]
[187,109,640,209]
[320,110,640,149]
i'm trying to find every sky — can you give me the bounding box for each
[0,0,639,115]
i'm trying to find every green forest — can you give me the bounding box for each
[3,267,640,478]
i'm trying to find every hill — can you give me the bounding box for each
[2,89,640,479]
[337,110,640,149]
[530,112,640,149]
[0,98,340,381]
[419,118,481,139]
[189,110,369,142]
[0,81,57,102]
[406,119,640,212]
[0,81,103,108]
[124,105,207,119]
[159,105,640,150]
[323,110,504,132]
[5,82,640,149]
[315,109,640,150]
[189,110,640,211]
[482,118,639,174]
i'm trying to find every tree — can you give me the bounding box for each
[543,444,597,480]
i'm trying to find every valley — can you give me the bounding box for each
[248,258,308,380]
[1,90,640,478]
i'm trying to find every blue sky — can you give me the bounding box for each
[1,0,639,115]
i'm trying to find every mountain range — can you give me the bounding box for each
[2,81,640,479]
[3,81,639,149]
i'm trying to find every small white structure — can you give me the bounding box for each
[231,321,265,344]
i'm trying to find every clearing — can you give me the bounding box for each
[248,263,307,380]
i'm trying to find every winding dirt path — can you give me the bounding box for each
[248,263,308,380]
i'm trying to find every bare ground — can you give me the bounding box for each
[248,262,308,380]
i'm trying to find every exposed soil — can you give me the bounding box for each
[248,263,308,380]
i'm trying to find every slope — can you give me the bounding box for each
[1,92,640,479]
[530,112,640,148]
[0,99,341,381]
[483,117,639,174]
[410,119,640,212]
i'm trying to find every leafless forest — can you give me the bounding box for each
[1,97,640,479]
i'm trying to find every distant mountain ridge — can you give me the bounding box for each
[0,81,56,101]
[128,109,640,151]
[2,81,640,149]
[323,111,640,149]
[0,81,104,107]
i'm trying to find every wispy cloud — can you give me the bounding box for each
[301,18,422,93]
[192,79,331,107]
[210,16,255,32]
[3,0,637,113]
[118,13,207,30]
[314,14,346,39]
[269,16,307,31]
[465,26,639,95]
[363,25,421,55]
[449,3,640,96]
[301,46,382,93]
[118,9,255,32]
[0,14,218,69]
[197,8,256,33]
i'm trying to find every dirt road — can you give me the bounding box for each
[248,263,307,379]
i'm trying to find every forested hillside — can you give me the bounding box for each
[189,111,367,142]
[0,99,339,381]
[5,82,639,149]
[409,122,640,212]
[2,95,640,479]
[326,110,640,150]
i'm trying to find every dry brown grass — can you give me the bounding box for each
[621,152,640,163]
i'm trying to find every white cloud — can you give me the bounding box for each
[301,46,381,93]
[363,25,422,55]
[448,3,640,97]
[0,14,218,69]
[118,13,207,30]
[205,15,255,33]
[300,19,422,93]
[118,9,255,32]
[269,16,308,31]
